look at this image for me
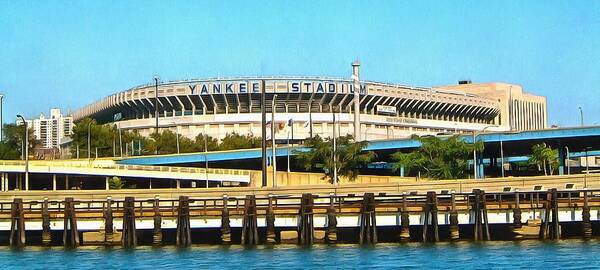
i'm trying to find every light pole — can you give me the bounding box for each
[261,80,267,187]
[0,94,4,141]
[154,76,160,155]
[500,139,505,178]
[16,115,28,191]
[204,133,209,188]
[332,106,338,185]
[565,146,570,175]
[271,94,278,187]
[87,121,92,160]
[473,125,496,179]
[579,107,584,127]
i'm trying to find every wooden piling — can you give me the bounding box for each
[9,198,26,247]
[422,191,439,242]
[359,193,377,245]
[241,195,259,245]
[62,197,79,247]
[298,193,315,245]
[541,189,560,240]
[325,194,337,244]
[220,195,231,244]
[582,190,592,238]
[104,197,114,244]
[153,196,162,245]
[512,191,522,229]
[121,196,137,248]
[176,196,192,247]
[473,190,490,241]
[265,195,277,244]
[449,192,459,241]
[399,193,410,242]
[42,198,51,245]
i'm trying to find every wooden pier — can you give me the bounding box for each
[1,188,599,246]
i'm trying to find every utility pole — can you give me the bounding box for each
[261,80,268,187]
[154,76,160,155]
[16,115,28,191]
[579,107,584,127]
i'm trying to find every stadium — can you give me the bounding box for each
[73,62,546,142]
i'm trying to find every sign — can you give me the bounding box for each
[187,80,368,95]
[113,112,123,121]
[377,105,397,115]
[385,117,418,124]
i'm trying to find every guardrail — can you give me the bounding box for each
[0,160,252,177]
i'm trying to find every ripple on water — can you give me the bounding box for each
[0,240,599,269]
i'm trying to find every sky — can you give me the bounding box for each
[0,0,598,126]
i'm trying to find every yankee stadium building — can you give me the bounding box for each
[73,62,547,142]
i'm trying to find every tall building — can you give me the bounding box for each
[19,109,74,149]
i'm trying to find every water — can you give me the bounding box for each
[1,240,598,269]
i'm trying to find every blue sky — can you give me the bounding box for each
[0,0,598,126]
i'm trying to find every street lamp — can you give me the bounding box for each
[579,107,584,127]
[16,115,28,191]
[473,125,497,179]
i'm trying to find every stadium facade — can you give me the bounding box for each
[73,62,547,141]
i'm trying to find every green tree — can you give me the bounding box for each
[70,118,118,158]
[391,135,483,180]
[217,133,261,151]
[194,133,219,151]
[0,123,38,160]
[528,143,558,176]
[296,135,374,184]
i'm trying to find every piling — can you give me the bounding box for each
[241,195,259,245]
[42,198,51,245]
[176,196,192,247]
[298,193,315,245]
[121,196,137,248]
[265,195,277,244]
[541,189,560,240]
[9,198,26,247]
[325,193,337,244]
[62,197,79,247]
[220,195,231,244]
[422,191,439,242]
[449,192,459,241]
[399,192,410,242]
[153,196,163,245]
[512,191,522,229]
[473,189,491,241]
[359,192,377,245]
[581,190,592,238]
[104,197,114,244]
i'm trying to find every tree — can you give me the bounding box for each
[194,133,219,151]
[70,118,118,158]
[528,143,558,176]
[217,133,261,151]
[296,135,374,184]
[0,123,38,160]
[147,129,195,155]
[391,135,483,180]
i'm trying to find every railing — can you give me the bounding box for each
[0,160,252,176]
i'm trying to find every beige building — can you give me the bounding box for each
[439,81,547,131]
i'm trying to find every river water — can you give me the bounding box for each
[0,240,598,269]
